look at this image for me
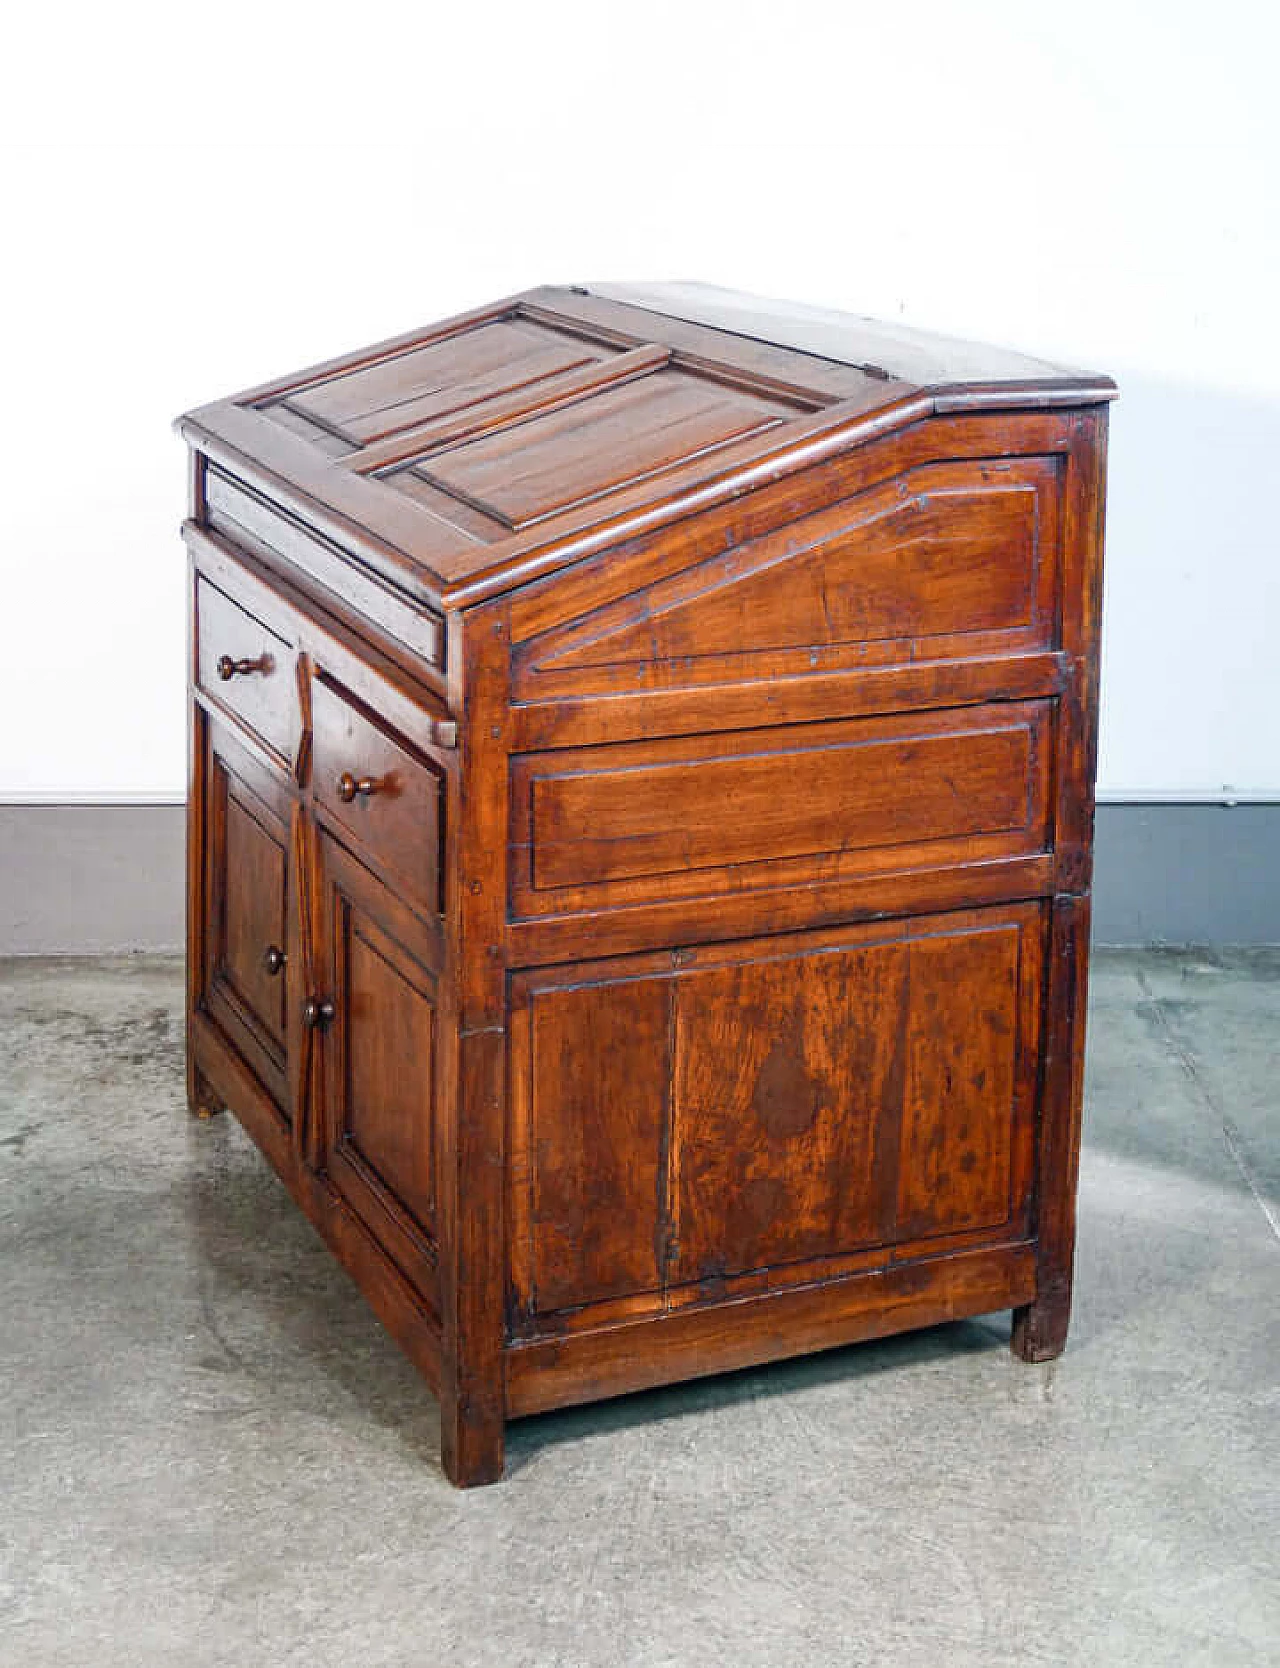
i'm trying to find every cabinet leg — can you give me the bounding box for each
[1011,1279,1072,1362]
[188,1061,225,1121]
[440,1390,505,1489]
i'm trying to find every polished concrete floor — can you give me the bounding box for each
[0,950,1277,1667]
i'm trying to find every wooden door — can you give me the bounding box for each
[199,719,295,1118]
[311,831,443,1297]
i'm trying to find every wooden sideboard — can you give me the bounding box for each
[178,282,1114,1486]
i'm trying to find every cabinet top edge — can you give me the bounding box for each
[581,282,1119,393]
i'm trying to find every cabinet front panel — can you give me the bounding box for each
[895,929,1024,1239]
[195,577,295,763]
[200,722,293,1116]
[511,701,1053,917]
[508,904,1044,1331]
[670,946,901,1278]
[316,836,441,1298]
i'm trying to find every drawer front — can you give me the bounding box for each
[510,700,1054,918]
[311,676,444,916]
[196,577,295,762]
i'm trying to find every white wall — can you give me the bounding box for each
[2,1,1276,800]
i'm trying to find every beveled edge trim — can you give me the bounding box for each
[508,650,1070,751]
[503,852,1058,968]
[178,408,453,603]
[504,1240,1036,1416]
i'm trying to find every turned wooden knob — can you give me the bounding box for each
[262,944,286,976]
[301,997,335,1030]
[336,771,379,803]
[216,653,269,681]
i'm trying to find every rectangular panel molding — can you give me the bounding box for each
[513,702,1052,911]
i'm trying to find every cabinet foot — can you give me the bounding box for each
[440,1395,505,1489]
[1011,1285,1071,1362]
[188,1064,225,1121]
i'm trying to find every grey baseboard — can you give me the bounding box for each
[1089,803,1279,946]
[0,805,186,955]
[0,802,1277,954]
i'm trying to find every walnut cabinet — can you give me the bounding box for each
[179,283,1114,1486]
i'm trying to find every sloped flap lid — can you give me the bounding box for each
[179,284,1113,609]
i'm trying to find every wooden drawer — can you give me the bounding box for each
[510,699,1055,918]
[195,576,295,763]
[311,675,445,917]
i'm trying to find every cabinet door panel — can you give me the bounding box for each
[343,921,437,1228]
[509,904,1045,1329]
[200,718,293,1118]
[315,834,441,1299]
[222,791,287,1044]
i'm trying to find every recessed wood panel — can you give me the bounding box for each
[273,317,608,447]
[671,946,904,1279]
[317,836,442,1290]
[512,457,1061,701]
[342,920,438,1233]
[512,702,1052,915]
[510,905,1045,1326]
[897,928,1022,1238]
[418,370,788,530]
[201,722,293,1118]
[512,977,670,1319]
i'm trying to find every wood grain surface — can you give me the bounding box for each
[180,286,1112,1486]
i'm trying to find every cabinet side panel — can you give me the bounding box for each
[896,927,1021,1238]
[671,946,905,1278]
[509,904,1043,1332]
[514,977,671,1317]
